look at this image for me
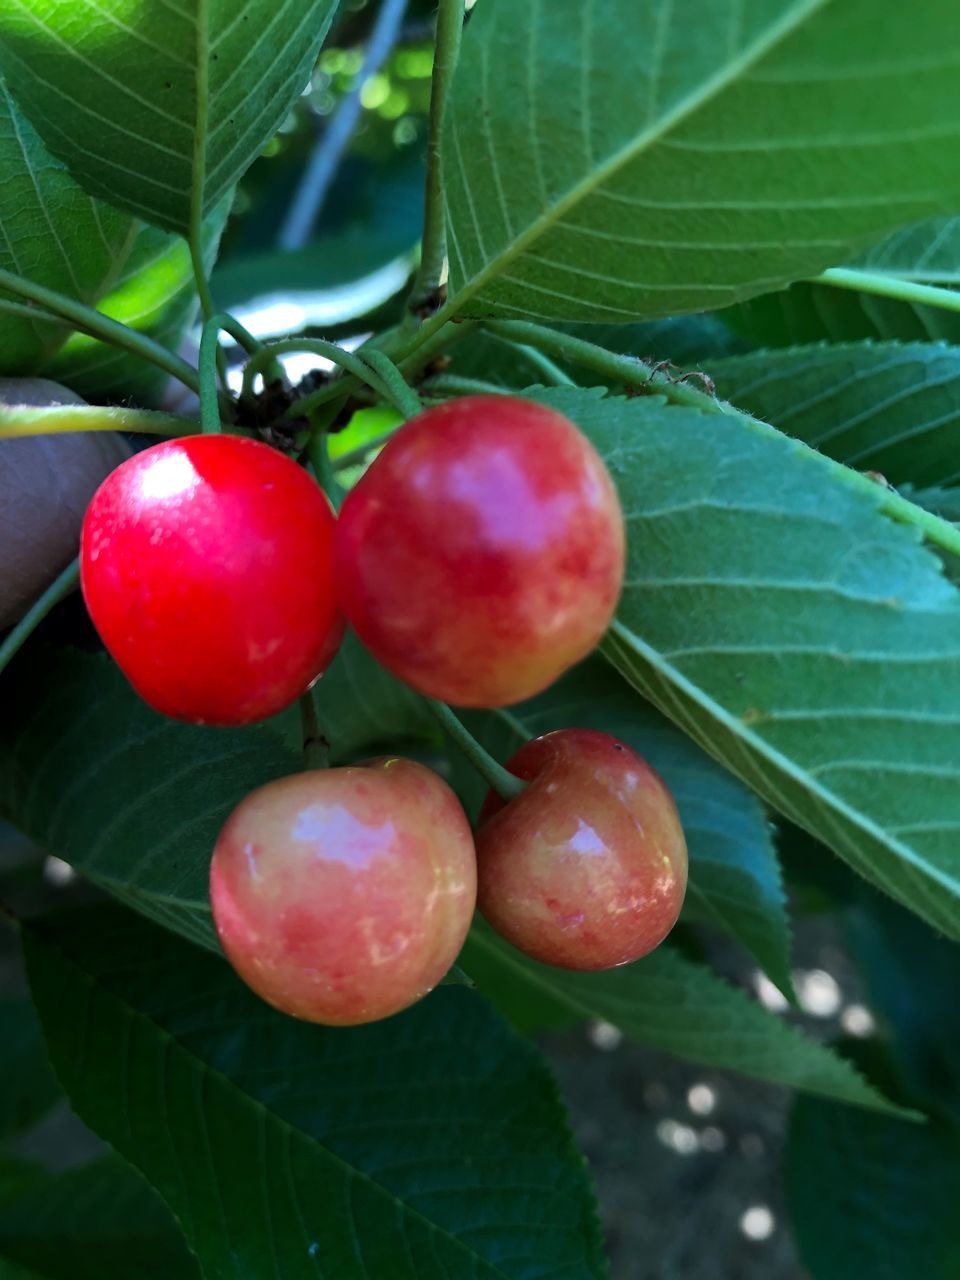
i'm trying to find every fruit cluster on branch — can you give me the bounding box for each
[80,395,688,1024]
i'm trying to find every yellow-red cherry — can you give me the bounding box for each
[210,759,477,1025]
[476,729,687,970]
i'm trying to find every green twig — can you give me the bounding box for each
[812,267,960,315]
[300,692,330,770]
[244,339,386,408]
[308,428,345,510]
[358,348,423,419]
[0,558,80,677]
[483,318,728,414]
[485,319,960,561]
[287,316,475,421]
[331,428,399,471]
[407,0,465,318]
[0,267,201,394]
[198,314,260,434]
[501,339,577,387]
[243,339,415,422]
[0,405,197,439]
[420,374,510,399]
[424,699,525,800]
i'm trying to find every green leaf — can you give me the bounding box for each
[726,216,960,346]
[452,661,793,997]
[0,650,302,952]
[0,1,340,236]
[710,340,960,487]
[525,387,960,941]
[785,1093,960,1279]
[313,629,435,763]
[47,202,229,407]
[23,903,607,1280]
[842,893,960,1122]
[0,1154,198,1280]
[0,1000,59,1143]
[462,923,900,1114]
[443,0,960,323]
[0,81,133,371]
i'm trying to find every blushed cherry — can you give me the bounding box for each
[334,396,625,707]
[81,434,343,726]
[476,729,687,970]
[210,758,477,1025]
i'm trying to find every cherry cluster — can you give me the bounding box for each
[80,396,688,1026]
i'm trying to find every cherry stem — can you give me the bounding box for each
[425,700,525,800]
[285,318,477,422]
[0,557,80,678]
[241,339,407,419]
[0,267,202,395]
[299,692,330,771]
[199,313,263,433]
[357,348,423,419]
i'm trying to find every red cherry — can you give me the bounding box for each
[80,435,343,726]
[476,729,687,971]
[335,396,624,707]
[210,759,477,1025]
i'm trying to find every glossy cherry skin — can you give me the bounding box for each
[476,729,687,971]
[335,396,625,707]
[210,759,477,1025]
[81,435,343,726]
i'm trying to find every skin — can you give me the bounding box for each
[0,378,129,627]
[477,729,687,971]
[210,759,478,1025]
[81,435,343,726]
[335,396,625,707]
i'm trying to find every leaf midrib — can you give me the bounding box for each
[446,0,829,315]
[42,936,532,1280]
[603,619,960,912]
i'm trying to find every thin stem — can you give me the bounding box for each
[407,0,464,316]
[243,339,409,418]
[300,692,330,770]
[199,318,224,433]
[483,318,728,414]
[0,558,80,677]
[278,0,410,250]
[0,267,201,394]
[288,315,474,421]
[197,314,259,434]
[488,320,960,562]
[420,374,510,399]
[308,428,345,510]
[358,348,422,419]
[812,267,960,315]
[0,405,196,439]
[505,340,576,387]
[331,428,401,470]
[424,699,525,800]
[190,234,217,327]
[872,483,960,560]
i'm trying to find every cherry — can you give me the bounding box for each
[476,729,687,971]
[81,435,343,726]
[210,758,477,1025]
[335,396,624,707]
